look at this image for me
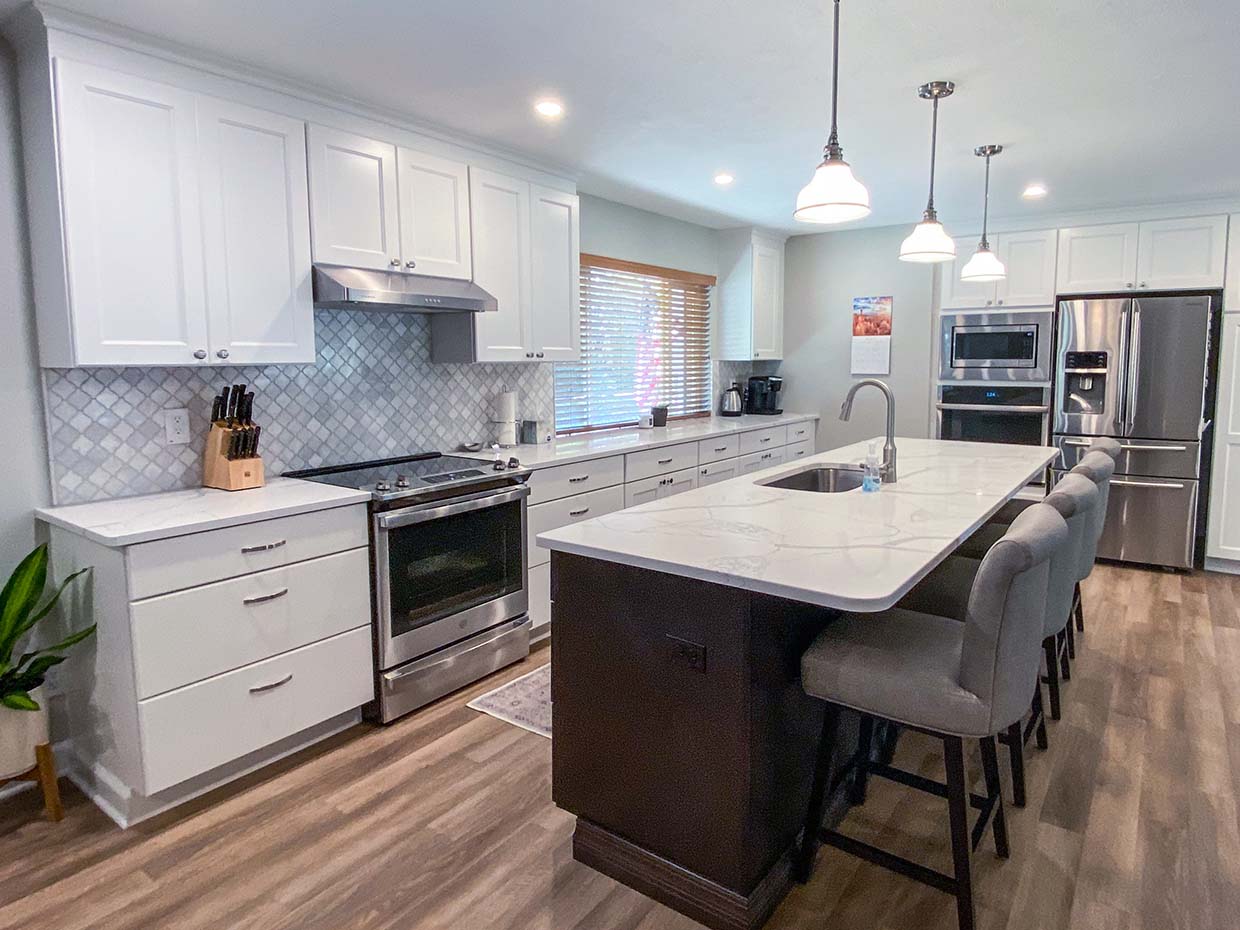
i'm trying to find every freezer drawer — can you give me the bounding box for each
[1053,436,1200,479]
[1053,469,1197,569]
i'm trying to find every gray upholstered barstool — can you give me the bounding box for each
[897,473,1099,805]
[1067,449,1116,638]
[795,504,1068,930]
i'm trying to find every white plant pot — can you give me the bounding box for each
[0,686,50,779]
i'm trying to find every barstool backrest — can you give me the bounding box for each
[1040,474,1099,636]
[959,503,1068,734]
[1069,451,1115,579]
[1089,436,1122,460]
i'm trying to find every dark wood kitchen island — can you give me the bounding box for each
[540,438,1057,930]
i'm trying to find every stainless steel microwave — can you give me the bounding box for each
[939,309,1054,382]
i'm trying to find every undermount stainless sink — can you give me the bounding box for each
[760,464,865,493]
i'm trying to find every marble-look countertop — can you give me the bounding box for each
[35,478,371,548]
[459,413,819,470]
[537,437,1056,612]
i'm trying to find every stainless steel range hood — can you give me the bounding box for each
[312,264,497,313]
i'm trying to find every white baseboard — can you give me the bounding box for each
[1205,557,1240,576]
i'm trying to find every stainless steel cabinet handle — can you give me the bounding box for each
[216,349,230,360]
[714,446,728,452]
[243,587,289,606]
[241,540,287,554]
[525,352,534,358]
[657,458,673,465]
[1138,282,1147,288]
[405,260,416,269]
[567,475,590,483]
[1119,443,1187,452]
[249,673,293,694]
[390,258,401,267]
[1126,282,1134,289]
[568,507,590,517]
[535,352,545,358]
[997,299,1004,305]
[1111,478,1185,489]
[193,349,207,360]
[759,437,771,443]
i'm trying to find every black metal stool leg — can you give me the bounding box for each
[1074,582,1085,632]
[978,735,1010,858]
[943,736,977,930]
[796,704,840,883]
[1032,685,1049,750]
[1004,721,1026,808]
[1065,615,1076,659]
[1043,636,1062,720]
[848,715,874,805]
[1058,629,1072,681]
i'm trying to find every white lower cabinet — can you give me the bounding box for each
[786,439,814,460]
[1209,314,1240,561]
[528,485,626,568]
[699,459,740,486]
[739,447,786,474]
[625,466,698,507]
[528,562,552,640]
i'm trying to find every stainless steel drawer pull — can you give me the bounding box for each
[568,475,590,483]
[241,540,287,554]
[714,446,728,452]
[760,437,772,443]
[569,507,590,516]
[657,457,673,465]
[249,673,293,694]
[1111,478,1186,489]
[243,587,289,606]
[1118,443,1188,452]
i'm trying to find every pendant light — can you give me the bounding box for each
[794,0,870,224]
[960,144,1006,281]
[898,81,956,263]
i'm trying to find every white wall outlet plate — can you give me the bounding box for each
[163,408,191,445]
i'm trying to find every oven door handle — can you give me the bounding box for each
[935,403,1050,413]
[376,484,530,530]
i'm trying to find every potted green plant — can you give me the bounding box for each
[0,545,93,779]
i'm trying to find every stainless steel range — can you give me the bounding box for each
[286,453,531,722]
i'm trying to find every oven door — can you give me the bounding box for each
[374,484,529,670]
[939,310,1053,381]
[936,385,1051,448]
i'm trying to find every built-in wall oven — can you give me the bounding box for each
[937,384,1051,447]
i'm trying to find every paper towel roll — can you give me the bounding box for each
[493,391,518,446]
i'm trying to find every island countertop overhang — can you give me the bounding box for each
[536,437,1058,612]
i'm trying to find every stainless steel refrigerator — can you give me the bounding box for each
[1052,294,1217,570]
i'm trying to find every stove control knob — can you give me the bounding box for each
[492,460,507,472]
[375,481,391,492]
[507,457,521,470]
[395,475,410,488]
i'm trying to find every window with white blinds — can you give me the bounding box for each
[554,254,715,434]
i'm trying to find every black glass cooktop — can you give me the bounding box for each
[285,452,523,502]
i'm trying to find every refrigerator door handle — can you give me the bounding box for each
[1125,303,1142,434]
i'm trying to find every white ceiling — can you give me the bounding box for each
[6,0,1239,234]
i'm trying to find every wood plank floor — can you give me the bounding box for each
[2,562,1238,929]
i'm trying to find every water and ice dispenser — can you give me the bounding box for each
[1061,351,1109,417]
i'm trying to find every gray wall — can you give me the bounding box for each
[579,193,719,276]
[780,225,937,451]
[0,45,49,568]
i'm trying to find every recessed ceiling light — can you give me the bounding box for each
[534,99,564,119]
[714,172,735,186]
[1022,182,1048,200]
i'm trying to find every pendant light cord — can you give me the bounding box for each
[979,153,992,248]
[826,0,841,157]
[924,95,939,220]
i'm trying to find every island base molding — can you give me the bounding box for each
[573,818,794,930]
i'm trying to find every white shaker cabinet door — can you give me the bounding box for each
[469,167,532,361]
[1135,215,1228,290]
[1056,223,1139,293]
[307,125,400,271]
[54,59,209,366]
[396,147,472,279]
[750,237,784,360]
[1208,314,1240,561]
[994,229,1057,307]
[529,185,580,362]
[940,235,994,309]
[198,98,315,364]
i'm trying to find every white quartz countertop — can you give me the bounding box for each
[460,413,819,469]
[537,437,1056,612]
[35,478,371,548]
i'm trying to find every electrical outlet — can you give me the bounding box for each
[666,634,706,674]
[163,408,191,445]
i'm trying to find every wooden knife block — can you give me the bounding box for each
[203,425,265,491]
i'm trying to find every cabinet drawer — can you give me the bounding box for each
[127,505,368,599]
[625,441,698,483]
[529,485,626,567]
[786,421,815,444]
[624,466,698,507]
[526,455,624,505]
[785,439,814,460]
[739,447,786,475]
[138,626,373,794]
[739,426,787,455]
[131,547,371,699]
[698,459,740,487]
[698,435,739,464]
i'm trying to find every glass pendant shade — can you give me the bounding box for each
[960,245,1006,282]
[794,158,871,223]
[898,219,956,263]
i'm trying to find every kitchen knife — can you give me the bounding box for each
[242,392,255,426]
[210,394,224,425]
[225,430,237,460]
[250,425,261,458]
[239,424,253,459]
[227,384,245,426]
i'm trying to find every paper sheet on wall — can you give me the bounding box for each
[850,296,893,375]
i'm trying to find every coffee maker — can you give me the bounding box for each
[743,376,783,415]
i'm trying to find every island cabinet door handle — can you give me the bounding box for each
[243,587,289,606]
[241,540,287,554]
[568,475,590,483]
[714,446,728,452]
[760,437,771,443]
[657,457,673,465]
[249,673,293,694]
[569,507,590,517]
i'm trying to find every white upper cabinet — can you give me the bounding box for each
[1228,214,1240,312]
[1056,223,1139,293]
[717,229,785,360]
[468,167,533,362]
[54,59,209,366]
[1135,215,1228,290]
[529,185,580,362]
[306,125,400,272]
[396,147,472,279]
[995,229,1058,306]
[198,98,314,364]
[940,235,991,309]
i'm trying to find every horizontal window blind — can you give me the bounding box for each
[555,255,714,434]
